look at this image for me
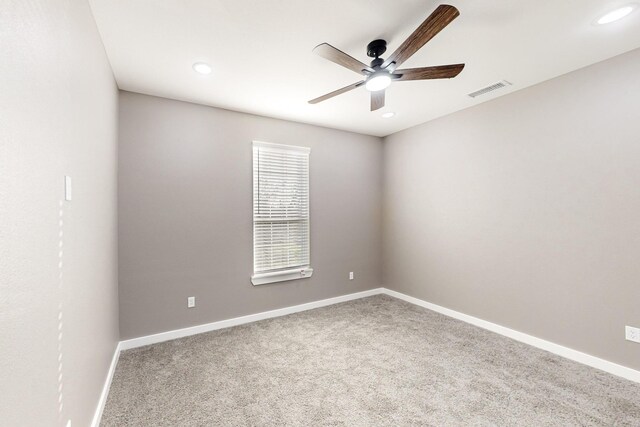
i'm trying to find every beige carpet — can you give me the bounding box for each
[101,295,640,426]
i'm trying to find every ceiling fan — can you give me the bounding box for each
[308,4,465,111]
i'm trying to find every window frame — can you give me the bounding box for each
[251,141,313,286]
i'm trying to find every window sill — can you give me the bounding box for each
[251,267,314,286]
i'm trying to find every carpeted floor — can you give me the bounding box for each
[101,295,640,426]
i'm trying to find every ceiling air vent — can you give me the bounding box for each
[467,80,512,98]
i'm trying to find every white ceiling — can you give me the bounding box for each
[89,0,640,137]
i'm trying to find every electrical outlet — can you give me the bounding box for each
[626,326,640,343]
[187,296,196,308]
[349,272,354,280]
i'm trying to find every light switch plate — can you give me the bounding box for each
[64,176,72,201]
[187,296,196,308]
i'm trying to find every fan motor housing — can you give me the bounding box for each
[366,39,387,59]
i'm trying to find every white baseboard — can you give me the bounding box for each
[381,288,640,383]
[91,342,121,427]
[119,288,384,350]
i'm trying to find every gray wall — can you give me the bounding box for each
[118,92,383,339]
[383,48,640,371]
[0,1,119,426]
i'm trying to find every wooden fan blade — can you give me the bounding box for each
[313,43,374,74]
[371,90,385,111]
[308,81,365,104]
[396,64,465,81]
[382,5,460,70]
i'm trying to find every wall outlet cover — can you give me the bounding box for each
[626,326,640,343]
[349,272,354,280]
[187,296,196,308]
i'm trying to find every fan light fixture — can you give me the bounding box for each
[365,73,392,92]
[192,62,212,75]
[597,5,635,24]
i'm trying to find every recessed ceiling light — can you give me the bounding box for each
[381,112,395,119]
[192,62,212,75]
[597,5,635,24]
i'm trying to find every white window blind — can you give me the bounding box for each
[252,141,312,285]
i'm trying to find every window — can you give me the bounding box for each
[251,141,312,285]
